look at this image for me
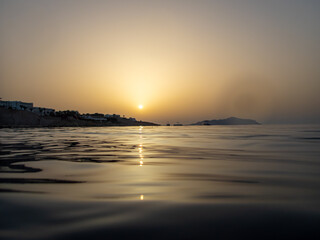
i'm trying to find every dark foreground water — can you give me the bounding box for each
[1,125,320,240]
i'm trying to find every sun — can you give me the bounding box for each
[138,104,144,109]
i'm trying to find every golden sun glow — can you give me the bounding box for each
[138,105,144,109]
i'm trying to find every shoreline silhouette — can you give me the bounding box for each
[0,107,158,128]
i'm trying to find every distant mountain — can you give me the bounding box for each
[192,117,260,125]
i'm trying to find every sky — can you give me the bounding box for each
[0,0,320,124]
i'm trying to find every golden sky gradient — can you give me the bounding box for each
[1,0,320,124]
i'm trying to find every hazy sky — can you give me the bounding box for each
[1,0,319,124]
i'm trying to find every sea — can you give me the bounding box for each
[0,125,320,240]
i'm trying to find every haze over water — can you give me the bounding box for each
[1,125,320,239]
[1,0,320,124]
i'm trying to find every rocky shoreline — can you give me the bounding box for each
[0,108,158,128]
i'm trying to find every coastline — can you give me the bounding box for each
[0,108,158,128]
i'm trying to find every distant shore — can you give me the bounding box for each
[192,117,260,125]
[0,108,158,128]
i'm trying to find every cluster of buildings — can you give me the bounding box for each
[0,99,137,122]
[0,100,55,116]
[82,113,136,122]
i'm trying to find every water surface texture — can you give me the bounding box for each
[1,125,320,239]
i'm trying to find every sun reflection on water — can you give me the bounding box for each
[138,128,144,167]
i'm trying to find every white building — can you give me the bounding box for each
[32,107,55,116]
[81,115,104,121]
[0,100,55,116]
[0,101,33,110]
[105,114,121,118]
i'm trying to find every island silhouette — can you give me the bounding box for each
[192,117,260,125]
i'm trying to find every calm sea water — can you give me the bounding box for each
[1,125,320,239]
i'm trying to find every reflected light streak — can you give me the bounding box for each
[138,126,144,166]
[138,131,144,166]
